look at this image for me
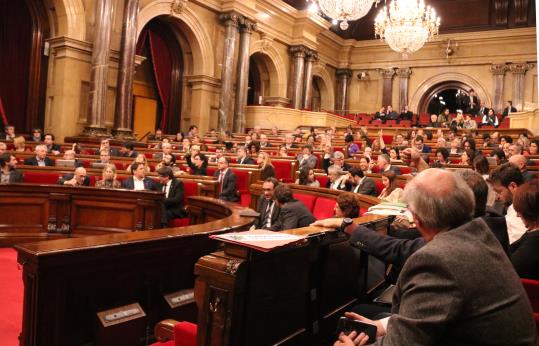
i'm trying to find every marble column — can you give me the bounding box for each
[509,63,534,111]
[289,45,307,109]
[335,69,352,115]
[489,64,508,113]
[217,12,240,132]
[302,50,317,110]
[380,68,395,107]
[83,0,114,136]
[112,0,139,139]
[233,18,256,134]
[396,68,412,111]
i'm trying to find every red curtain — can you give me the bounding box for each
[0,1,32,130]
[136,28,172,132]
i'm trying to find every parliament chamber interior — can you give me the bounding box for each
[0,0,538,345]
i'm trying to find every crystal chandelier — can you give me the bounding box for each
[308,0,379,30]
[374,0,440,57]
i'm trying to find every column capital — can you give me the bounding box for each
[396,67,412,78]
[490,63,509,75]
[336,68,352,78]
[238,17,257,33]
[509,63,534,74]
[219,11,241,28]
[305,49,318,62]
[289,45,308,58]
[379,68,396,79]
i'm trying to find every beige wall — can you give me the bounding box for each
[41,0,537,140]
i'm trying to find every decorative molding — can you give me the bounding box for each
[219,11,241,27]
[513,0,530,26]
[509,62,534,74]
[490,63,509,75]
[170,0,188,15]
[238,17,257,33]
[289,45,308,58]
[379,68,396,79]
[396,67,412,78]
[225,259,242,275]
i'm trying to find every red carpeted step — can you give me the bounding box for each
[0,248,23,346]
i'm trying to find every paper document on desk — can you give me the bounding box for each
[210,229,307,252]
[366,202,413,221]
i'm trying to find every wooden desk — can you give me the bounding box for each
[194,214,390,346]
[0,184,163,246]
[15,196,256,346]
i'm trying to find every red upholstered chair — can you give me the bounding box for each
[371,165,381,174]
[23,172,61,184]
[206,166,217,177]
[521,278,539,329]
[151,321,197,346]
[88,175,96,187]
[168,181,199,227]
[293,193,316,212]
[312,197,336,220]
[397,166,412,175]
[374,180,384,195]
[272,160,294,182]
[382,135,393,144]
[315,175,329,188]
[231,169,252,207]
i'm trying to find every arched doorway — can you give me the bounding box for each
[419,81,476,115]
[133,17,184,135]
[312,76,323,112]
[0,0,50,132]
[247,52,277,105]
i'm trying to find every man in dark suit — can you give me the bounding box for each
[347,168,377,196]
[236,146,255,165]
[259,134,272,148]
[254,177,281,229]
[24,144,54,166]
[477,101,489,117]
[385,105,398,120]
[271,184,316,231]
[215,157,239,202]
[377,154,401,175]
[334,169,537,346]
[502,100,518,119]
[509,154,536,182]
[122,162,157,191]
[399,105,413,122]
[153,142,173,161]
[94,138,119,156]
[119,142,138,158]
[0,153,23,183]
[44,133,61,155]
[0,125,16,141]
[58,167,91,186]
[156,166,186,227]
[413,135,432,154]
[465,88,479,115]
[62,150,84,168]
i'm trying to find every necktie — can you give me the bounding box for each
[265,201,273,227]
[219,171,224,192]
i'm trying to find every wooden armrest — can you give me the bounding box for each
[154,319,179,342]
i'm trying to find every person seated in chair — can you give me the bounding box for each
[0,153,23,183]
[95,164,122,189]
[44,133,61,155]
[236,146,255,165]
[254,177,281,230]
[346,167,377,196]
[122,162,157,191]
[326,165,348,190]
[94,138,119,156]
[119,142,138,158]
[58,167,90,186]
[502,100,517,118]
[370,106,386,124]
[297,144,318,170]
[399,105,413,122]
[481,109,499,127]
[185,147,208,176]
[334,192,360,218]
[156,166,186,227]
[385,105,399,121]
[24,144,53,166]
[377,154,401,175]
[271,184,316,231]
[30,128,43,142]
[215,157,239,202]
[62,149,84,168]
[1,125,16,141]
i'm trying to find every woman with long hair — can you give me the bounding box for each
[257,151,275,180]
[378,170,404,203]
[296,166,320,187]
[95,164,122,188]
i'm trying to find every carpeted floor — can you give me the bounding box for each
[0,248,23,346]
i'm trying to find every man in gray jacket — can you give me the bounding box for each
[335,168,537,346]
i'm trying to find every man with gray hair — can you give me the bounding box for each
[324,150,352,173]
[335,168,536,346]
[377,154,401,175]
[24,144,53,166]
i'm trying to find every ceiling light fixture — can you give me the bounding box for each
[374,0,440,57]
[308,0,379,30]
